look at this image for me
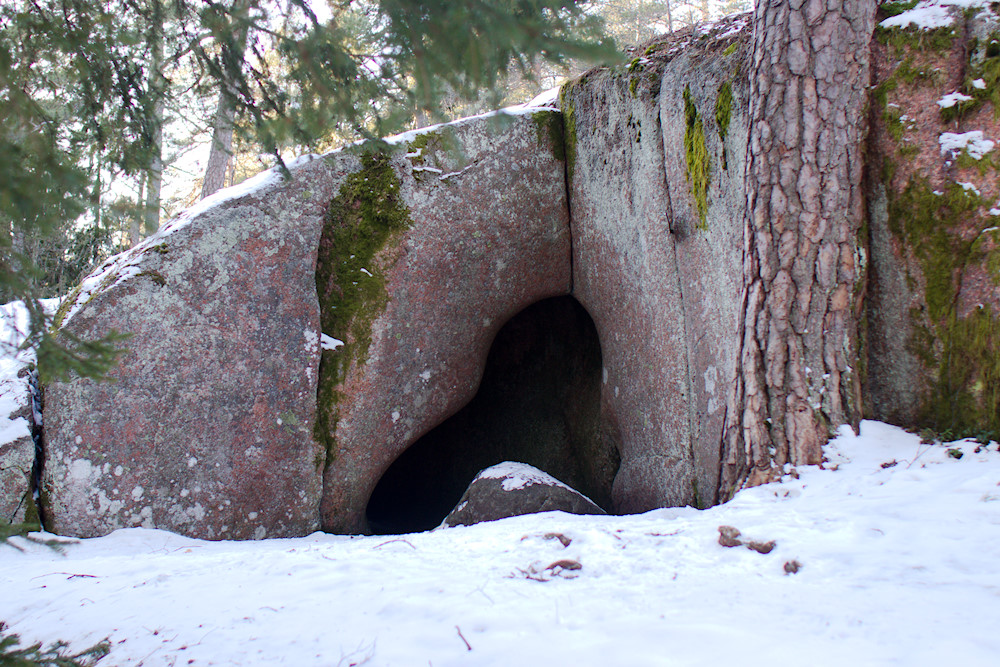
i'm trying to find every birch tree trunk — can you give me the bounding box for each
[720,0,877,496]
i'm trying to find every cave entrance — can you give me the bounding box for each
[365,295,617,534]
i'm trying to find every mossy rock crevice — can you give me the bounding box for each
[314,152,413,463]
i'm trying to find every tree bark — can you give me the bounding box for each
[720,0,877,496]
[201,0,250,199]
[144,0,165,236]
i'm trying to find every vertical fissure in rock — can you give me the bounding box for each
[657,102,699,483]
[27,368,47,530]
[560,112,576,295]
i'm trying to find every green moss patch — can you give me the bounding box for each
[314,152,412,463]
[875,24,957,54]
[888,177,1000,440]
[930,306,1000,441]
[714,81,732,142]
[683,85,710,229]
[558,83,579,183]
[959,33,1000,120]
[880,1,921,18]
[531,111,566,162]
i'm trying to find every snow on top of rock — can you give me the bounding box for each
[880,1,990,30]
[522,87,559,109]
[939,130,995,159]
[477,461,573,492]
[162,153,321,239]
[937,91,974,108]
[383,99,560,148]
[58,155,324,328]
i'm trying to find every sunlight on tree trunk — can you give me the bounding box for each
[201,0,251,199]
[144,0,165,235]
[721,0,877,495]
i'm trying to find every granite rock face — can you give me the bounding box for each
[563,18,749,511]
[1,300,44,526]
[441,462,606,528]
[866,6,1000,439]
[317,111,572,533]
[37,8,1000,539]
[42,109,572,539]
[41,155,348,539]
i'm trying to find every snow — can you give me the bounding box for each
[477,461,574,492]
[0,299,59,446]
[2,422,999,665]
[59,154,326,327]
[939,130,995,159]
[937,91,974,108]
[162,153,321,239]
[523,87,559,109]
[880,1,991,30]
[319,334,344,351]
[959,181,982,195]
[385,99,561,149]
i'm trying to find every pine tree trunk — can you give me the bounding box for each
[720,0,877,495]
[201,89,239,197]
[201,0,250,199]
[131,173,146,247]
[144,0,165,236]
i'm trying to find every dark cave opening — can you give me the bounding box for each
[365,295,618,535]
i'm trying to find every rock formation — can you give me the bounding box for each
[3,5,997,539]
[441,462,606,528]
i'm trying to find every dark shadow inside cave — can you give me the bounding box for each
[365,295,618,535]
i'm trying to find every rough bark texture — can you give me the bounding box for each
[201,0,250,199]
[721,0,876,495]
[201,91,237,198]
[143,0,165,235]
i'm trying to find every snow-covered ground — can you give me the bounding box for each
[2,421,998,666]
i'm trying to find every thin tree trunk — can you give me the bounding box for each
[144,0,165,235]
[131,172,146,247]
[720,0,877,496]
[201,0,250,199]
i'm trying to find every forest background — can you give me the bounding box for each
[0,1,749,331]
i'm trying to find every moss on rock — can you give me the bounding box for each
[559,83,579,183]
[887,176,1000,440]
[715,81,732,142]
[683,85,710,229]
[531,111,566,162]
[314,152,412,463]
